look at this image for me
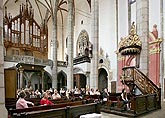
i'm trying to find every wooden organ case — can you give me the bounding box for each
[3,2,48,60]
[3,2,49,99]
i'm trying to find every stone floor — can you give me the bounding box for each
[101,101,165,118]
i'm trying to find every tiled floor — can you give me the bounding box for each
[101,101,165,118]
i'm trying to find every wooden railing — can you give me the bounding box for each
[121,66,161,110]
[121,66,160,95]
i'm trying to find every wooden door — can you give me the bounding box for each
[5,69,17,99]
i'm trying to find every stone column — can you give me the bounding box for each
[51,0,59,89]
[128,0,131,31]
[160,0,164,100]
[67,0,74,90]
[86,72,90,88]
[136,0,149,76]
[41,70,45,90]
[0,0,8,117]
[17,71,20,89]
[19,68,24,89]
[116,0,119,92]
[90,0,99,90]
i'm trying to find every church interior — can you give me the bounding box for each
[0,0,165,118]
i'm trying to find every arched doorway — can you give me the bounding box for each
[44,71,52,90]
[74,74,86,89]
[57,71,67,91]
[98,68,108,91]
[30,72,41,91]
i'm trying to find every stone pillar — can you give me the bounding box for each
[0,0,8,117]
[86,72,90,88]
[136,0,149,76]
[67,0,74,90]
[90,0,99,90]
[41,70,45,90]
[116,0,119,92]
[19,68,24,89]
[17,71,20,89]
[107,75,111,92]
[160,0,164,100]
[51,0,59,89]
[128,0,131,31]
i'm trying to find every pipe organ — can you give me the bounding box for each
[3,2,48,60]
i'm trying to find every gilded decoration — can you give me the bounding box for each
[149,38,162,55]
[118,22,142,55]
[149,25,162,54]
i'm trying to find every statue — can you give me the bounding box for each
[152,24,158,39]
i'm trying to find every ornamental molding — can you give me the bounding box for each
[117,22,142,55]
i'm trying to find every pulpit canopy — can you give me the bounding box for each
[118,22,142,55]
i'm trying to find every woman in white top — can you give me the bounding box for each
[52,89,61,100]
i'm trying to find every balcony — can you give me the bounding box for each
[4,55,53,66]
[73,55,91,65]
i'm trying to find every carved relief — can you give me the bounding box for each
[77,30,92,58]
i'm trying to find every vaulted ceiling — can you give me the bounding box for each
[3,0,91,25]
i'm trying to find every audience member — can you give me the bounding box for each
[121,88,130,110]
[102,88,109,102]
[52,89,61,100]
[40,92,54,105]
[16,91,34,109]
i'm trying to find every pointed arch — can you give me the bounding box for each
[76,29,90,57]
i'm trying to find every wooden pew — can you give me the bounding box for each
[9,101,100,118]
[6,98,74,111]
[9,101,83,115]
[102,93,123,110]
[103,93,132,111]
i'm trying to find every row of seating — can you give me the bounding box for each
[7,93,126,118]
[8,101,100,118]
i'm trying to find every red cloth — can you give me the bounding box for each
[40,98,54,105]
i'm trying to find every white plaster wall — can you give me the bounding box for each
[131,2,136,23]
[74,0,91,58]
[118,0,128,38]
[44,66,52,76]
[74,62,90,73]
[149,0,160,36]
[99,0,117,81]
[57,67,67,74]
[4,62,17,69]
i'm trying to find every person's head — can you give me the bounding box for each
[104,88,108,92]
[54,89,58,93]
[19,91,26,98]
[43,92,48,99]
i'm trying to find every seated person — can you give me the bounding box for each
[102,88,109,102]
[121,88,130,110]
[60,88,66,96]
[90,88,95,95]
[16,91,34,109]
[40,92,54,105]
[95,89,101,95]
[52,89,61,100]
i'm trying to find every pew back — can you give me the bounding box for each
[9,102,100,118]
